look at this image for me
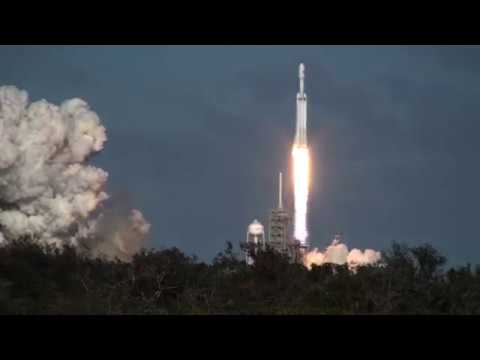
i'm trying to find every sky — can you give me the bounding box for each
[0,45,479,265]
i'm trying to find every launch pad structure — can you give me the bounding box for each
[268,172,305,263]
[243,173,305,264]
[268,172,289,251]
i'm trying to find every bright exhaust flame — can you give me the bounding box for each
[292,144,310,246]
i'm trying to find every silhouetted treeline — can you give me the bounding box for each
[0,239,479,314]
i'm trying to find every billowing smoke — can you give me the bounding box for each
[304,235,381,271]
[81,204,151,262]
[0,85,150,261]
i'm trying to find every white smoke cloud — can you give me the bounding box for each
[304,235,381,271]
[78,208,151,262]
[0,85,150,260]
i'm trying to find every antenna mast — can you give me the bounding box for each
[278,172,283,209]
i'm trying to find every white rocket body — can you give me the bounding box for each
[295,63,307,147]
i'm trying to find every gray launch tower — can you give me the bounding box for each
[268,172,290,253]
[268,172,303,263]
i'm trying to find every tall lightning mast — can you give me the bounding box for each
[278,172,283,209]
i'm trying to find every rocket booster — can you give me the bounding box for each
[294,63,307,147]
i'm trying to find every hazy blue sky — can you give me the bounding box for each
[1,45,479,264]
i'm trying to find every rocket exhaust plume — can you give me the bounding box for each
[292,146,310,245]
[0,86,150,261]
[292,63,310,247]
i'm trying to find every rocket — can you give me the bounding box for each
[294,63,307,147]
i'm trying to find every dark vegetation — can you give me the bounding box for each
[0,238,479,314]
